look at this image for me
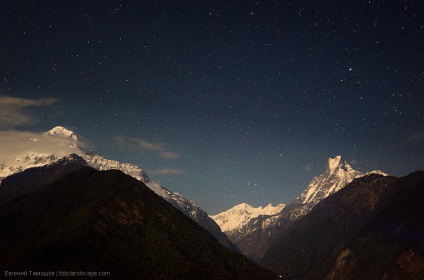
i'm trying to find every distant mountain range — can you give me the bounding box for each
[0,155,276,279]
[0,126,236,251]
[212,156,387,261]
[2,128,422,279]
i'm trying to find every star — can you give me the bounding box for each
[0,0,422,215]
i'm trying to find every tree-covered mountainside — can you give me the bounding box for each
[0,159,276,279]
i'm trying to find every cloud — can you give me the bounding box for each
[131,139,165,152]
[407,130,424,142]
[113,137,181,160]
[0,96,56,107]
[0,96,57,128]
[130,138,181,159]
[149,168,184,175]
[156,150,181,160]
[350,159,358,165]
[0,130,82,167]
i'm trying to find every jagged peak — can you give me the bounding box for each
[298,156,364,205]
[45,126,78,140]
[327,155,342,172]
[238,202,254,208]
[223,202,253,211]
[210,203,252,219]
[326,155,356,174]
[210,202,285,233]
[216,202,286,216]
[210,203,253,216]
[263,203,285,210]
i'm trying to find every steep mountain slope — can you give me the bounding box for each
[232,203,310,261]
[261,171,424,279]
[293,156,362,206]
[0,160,277,279]
[0,154,88,205]
[291,156,387,209]
[327,171,424,280]
[221,156,387,261]
[0,126,236,251]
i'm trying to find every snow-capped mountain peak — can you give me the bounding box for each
[298,156,363,205]
[327,155,342,173]
[0,126,237,251]
[326,155,356,175]
[214,155,389,260]
[297,156,389,207]
[210,202,285,232]
[45,126,78,140]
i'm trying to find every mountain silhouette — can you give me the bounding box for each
[0,156,276,279]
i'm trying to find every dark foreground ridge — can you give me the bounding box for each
[261,171,424,280]
[0,154,88,205]
[0,157,277,279]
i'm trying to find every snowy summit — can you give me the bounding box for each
[210,202,285,232]
[297,155,387,206]
[0,126,235,250]
[45,126,78,140]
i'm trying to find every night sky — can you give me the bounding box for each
[1,0,423,214]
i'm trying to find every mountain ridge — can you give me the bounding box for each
[260,171,424,279]
[0,126,237,251]
[214,155,387,261]
[0,159,277,279]
[210,202,285,232]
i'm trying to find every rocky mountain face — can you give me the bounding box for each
[260,171,424,280]
[293,156,363,206]
[215,156,387,261]
[0,159,276,279]
[0,126,236,251]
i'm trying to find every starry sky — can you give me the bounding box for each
[1,0,423,214]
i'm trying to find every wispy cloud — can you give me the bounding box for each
[149,168,184,175]
[130,138,181,159]
[155,150,181,160]
[113,136,181,160]
[0,96,57,129]
[407,130,424,142]
[350,159,358,165]
[130,139,165,152]
[0,130,82,166]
